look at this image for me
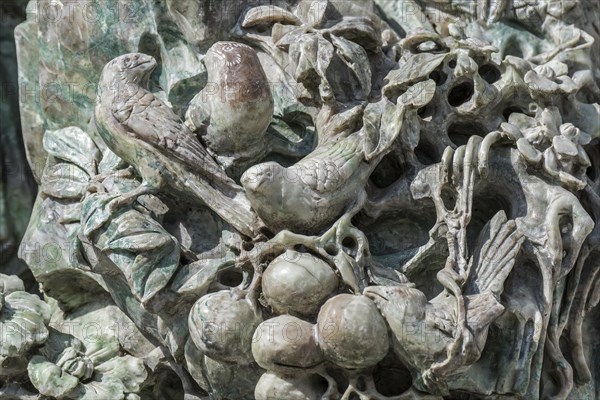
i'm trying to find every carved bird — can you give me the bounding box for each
[94,53,264,238]
[240,100,402,234]
[363,211,524,395]
[185,41,274,175]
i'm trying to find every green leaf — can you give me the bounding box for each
[242,5,301,28]
[398,79,436,108]
[323,16,382,51]
[171,255,236,296]
[330,34,372,97]
[41,162,90,200]
[43,127,100,176]
[83,195,180,304]
[384,53,446,97]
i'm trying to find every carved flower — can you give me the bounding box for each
[0,274,51,376]
[503,107,591,189]
[543,123,592,190]
[505,106,562,151]
[524,60,579,97]
[28,332,147,399]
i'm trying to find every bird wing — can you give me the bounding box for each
[112,90,227,180]
[466,210,525,296]
[464,292,505,335]
[426,300,456,337]
[297,134,364,193]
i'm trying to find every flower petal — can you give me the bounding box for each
[28,355,79,398]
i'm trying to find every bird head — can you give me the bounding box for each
[99,53,157,92]
[241,162,283,197]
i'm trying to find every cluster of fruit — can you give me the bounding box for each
[188,249,390,399]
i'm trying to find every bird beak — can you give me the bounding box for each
[137,57,158,73]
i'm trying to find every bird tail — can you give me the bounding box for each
[184,175,264,238]
[466,210,525,296]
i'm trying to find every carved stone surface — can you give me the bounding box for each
[2,0,600,399]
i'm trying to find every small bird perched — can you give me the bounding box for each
[94,53,264,238]
[363,211,524,395]
[241,80,435,234]
[240,102,373,234]
[185,41,274,175]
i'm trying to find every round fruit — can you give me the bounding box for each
[255,371,327,400]
[316,294,389,369]
[262,250,338,316]
[252,315,324,375]
[188,290,262,365]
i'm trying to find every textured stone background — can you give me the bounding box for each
[0,1,36,286]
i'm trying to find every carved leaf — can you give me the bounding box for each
[384,53,446,97]
[41,162,90,200]
[81,193,180,304]
[172,255,235,295]
[331,34,372,98]
[43,127,100,176]
[242,6,301,28]
[322,16,382,51]
[397,79,436,108]
[288,34,319,84]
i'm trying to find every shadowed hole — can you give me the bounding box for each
[138,32,161,62]
[324,243,338,256]
[294,244,308,252]
[585,142,598,182]
[441,185,457,211]
[415,139,440,165]
[218,269,244,287]
[502,106,528,121]
[342,237,356,249]
[429,69,448,86]
[447,120,486,146]
[478,64,501,84]
[373,365,412,396]
[356,376,367,391]
[418,103,434,118]
[370,153,404,188]
[448,80,474,106]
